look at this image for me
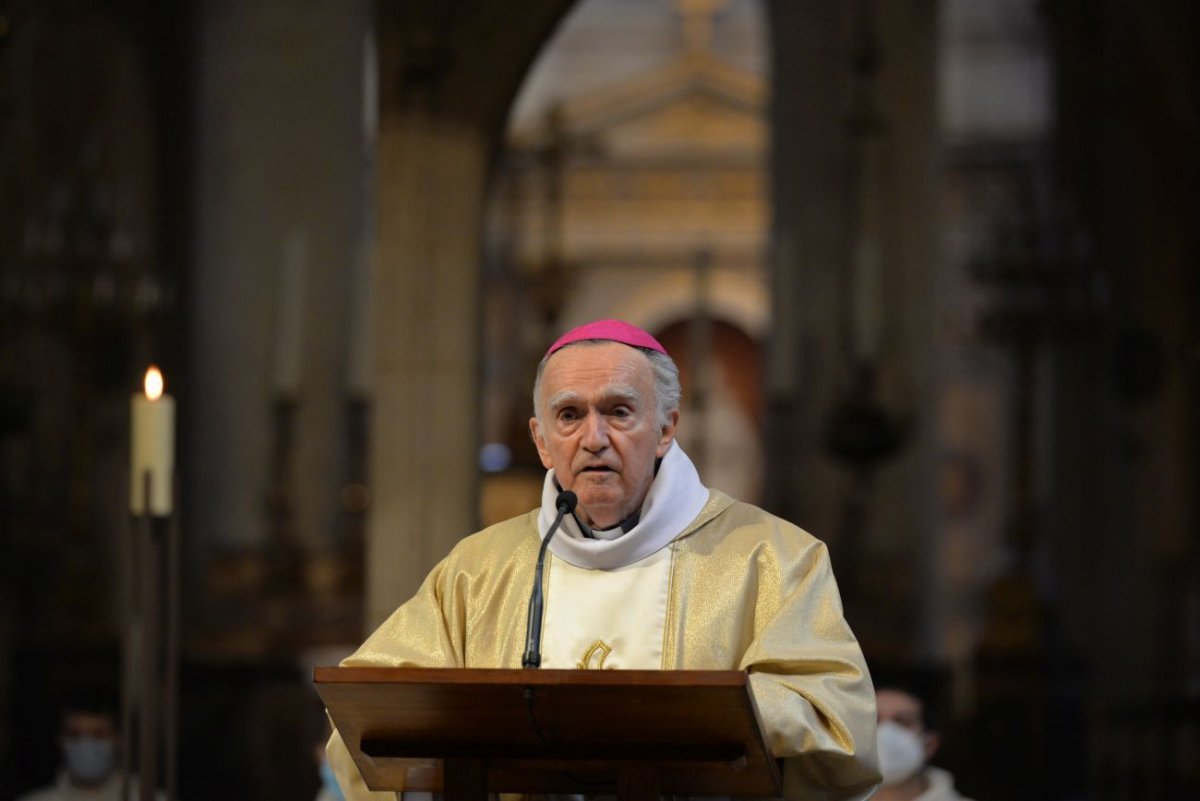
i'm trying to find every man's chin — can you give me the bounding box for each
[574,495,626,529]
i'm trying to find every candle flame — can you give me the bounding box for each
[144,366,165,400]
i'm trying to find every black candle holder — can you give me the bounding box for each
[122,470,180,801]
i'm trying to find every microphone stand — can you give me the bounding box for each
[522,490,577,668]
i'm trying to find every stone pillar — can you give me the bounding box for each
[190,0,367,556]
[871,0,942,661]
[1052,0,1200,698]
[767,0,939,652]
[363,0,576,631]
[365,105,487,628]
[764,0,853,537]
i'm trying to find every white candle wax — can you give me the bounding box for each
[130,369,176,516]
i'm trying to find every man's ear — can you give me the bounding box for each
[922,731,941,762]
[655,408,680,457]
[529,417,553,469]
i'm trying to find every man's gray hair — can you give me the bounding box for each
[533,342,681,429]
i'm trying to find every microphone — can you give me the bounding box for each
[522,489,578,668]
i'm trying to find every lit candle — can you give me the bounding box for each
[130,366,176,516]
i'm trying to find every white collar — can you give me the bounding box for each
[536,441,711,569]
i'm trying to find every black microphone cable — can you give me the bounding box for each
[521,489,577,668]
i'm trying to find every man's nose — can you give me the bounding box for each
[580,412,609,451]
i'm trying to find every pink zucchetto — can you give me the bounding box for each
[545,318,669,358]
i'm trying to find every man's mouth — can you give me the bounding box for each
[581,466,613,473]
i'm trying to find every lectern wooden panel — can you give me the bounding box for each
[315,667,782,800]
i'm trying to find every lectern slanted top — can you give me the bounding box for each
[315,666,782,801]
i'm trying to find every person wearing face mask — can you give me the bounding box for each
[873,683,974,801]
[16,687,164,801]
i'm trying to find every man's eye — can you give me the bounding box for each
[558,409,578,422]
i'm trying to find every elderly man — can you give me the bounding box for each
[328,319,879,801]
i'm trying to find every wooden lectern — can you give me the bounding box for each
[315,667,782,801]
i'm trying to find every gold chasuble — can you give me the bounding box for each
[328,447,880,801]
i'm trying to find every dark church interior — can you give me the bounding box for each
[1,1,1196,799]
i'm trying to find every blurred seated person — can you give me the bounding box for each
[874,681,974,801]
[17,686,165,801]
[19,686,121,801]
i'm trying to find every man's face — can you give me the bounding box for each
[876,689,938,760]
[530,342,677,529]
[60,711,119,787]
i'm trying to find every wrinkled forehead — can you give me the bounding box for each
[541,341,652,385]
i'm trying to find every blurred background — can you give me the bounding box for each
[0,0,1196,799]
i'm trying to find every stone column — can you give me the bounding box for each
[767,0,939,652]
[365,106,487,628]
[363,0,575,631]
[871,0,941,661]
[764,0,854,537]
[190,0,366,557]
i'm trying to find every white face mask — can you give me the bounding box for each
[63,736,117,786]
[875,719,926,786]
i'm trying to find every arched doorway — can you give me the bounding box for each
[478,0,772,520]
